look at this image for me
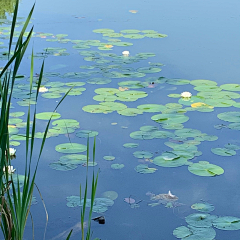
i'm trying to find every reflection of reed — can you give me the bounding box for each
[51,221,87,240]
[0,0,16,19]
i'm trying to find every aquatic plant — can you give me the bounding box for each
[0,1,71,239]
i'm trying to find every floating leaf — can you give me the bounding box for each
[117,108,143,116]
[103,156,115,161]
[137,104,166,112]
[75,130,98,138]
[151,113,189,124]
[49,162,78,171]
[173,226,216,240]
[224,143,240,150]
[135,164,157,174]
[217,112,240,123]
[186,213,217,228]
[211,147,236,156]
[102,191,118,200]
[55,143,87,153]
[220,84,240,92]
[191,203,215,213]
[133,151,153,159]
[36,112,61,120]
[213,216,240,230]
[59,153,87,163]
[188,161,224,177]
[123,143,139,148]
[111,164,124,169]
[153,153,188,168]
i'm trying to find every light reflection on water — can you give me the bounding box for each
[1,0,240,239]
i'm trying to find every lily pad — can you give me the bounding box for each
[123,143,139,148]
[55,143,87,153]
[101,191,118,200]
[135,164,157,174]
[191,202,215,213]
[213,216,240,230]
[173,225,216,240]
[137,104,166,113]
[49,162,78,171]
[211,148,236,156]
[117,108,143,116]
[151,113,189,124]
[217,112,240,123]
[133,151,153,159]
[103,156,115,161]
[111,164,124,169]
[36,112,61,120]
[188,161,224,177]
[75,130,98,138]
[185,213,217,228]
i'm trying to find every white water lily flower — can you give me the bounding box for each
[39,86,48,93]
[122,51,130,56]
[3,166,16,174]
[181,91,192,98]
[9,148,16,156]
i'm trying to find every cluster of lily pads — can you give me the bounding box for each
[173,202,240,239]
[66,190,118,213]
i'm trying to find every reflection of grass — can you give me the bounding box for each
[0,0,16,19]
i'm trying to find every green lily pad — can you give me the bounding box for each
[188,161,224,177]
[87,78,111,84]
[82,105,112,114]
[213,216,240,230]
[101,191,118,200]
[111,163,124,169]
[220,84,240,91]
[151,113,189,124]
[10,141,21,146]
[133,151,153,159]
[228,123,240,130]
[52,119,79,128]
[175,128,202,138]
[117,108,143,116]
[153,153,188,168]
[120,29,140,34]
[75,130,98,138]
[137,104,166,112]
[135,164,157,173]
[173,226,216,240]
[191,203,215,213]
[55,143,87,153]
[49,162,78,171]
[118,80,148,89]
[123,143,139,148]
[137,67,161,73]
[59,154,87,164]
[211,147,236,156]
[224,143,240,150]
[36,112,61,120]
[186,213,217,228]
[166,78,190,85]
[99,102,127,111]
[123,34,145,39]
[217,112,240,123]
[103,156,115,161]
[190,80,217,86]
[130,131,155,140]
[9,112,25,117]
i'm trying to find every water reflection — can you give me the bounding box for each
[0,0,15,19]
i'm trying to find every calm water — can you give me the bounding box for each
[1,0,240,239]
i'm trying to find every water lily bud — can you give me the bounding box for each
[181,92,192,98]
[122,51,130,56]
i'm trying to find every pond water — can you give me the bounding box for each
[1,0,240,239]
